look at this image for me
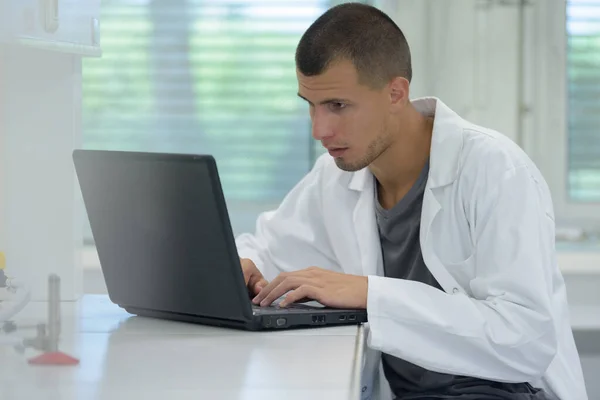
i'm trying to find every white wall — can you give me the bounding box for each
[0,0,101,301]
[0,45,84,301]
[378,0,524,144]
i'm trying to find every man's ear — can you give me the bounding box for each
[388,76,410,112]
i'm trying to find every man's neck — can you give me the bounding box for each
[369,107,434,209]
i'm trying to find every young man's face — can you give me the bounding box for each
[296,59,394,172]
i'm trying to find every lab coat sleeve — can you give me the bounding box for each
[234,155,341,282]
[366,164,558,383]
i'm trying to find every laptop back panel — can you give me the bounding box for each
[73,150,253,323]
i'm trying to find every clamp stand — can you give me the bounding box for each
[25,274,79,365]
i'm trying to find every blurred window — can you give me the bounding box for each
[82,0,367,240]
[567,0,600,202]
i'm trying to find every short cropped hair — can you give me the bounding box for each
[295,3,412,88]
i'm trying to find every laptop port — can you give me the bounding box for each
[265,318,272,327]
[318,315,325,323]
[276,318,286,327]
[349,315,356,321]
[312,315,318,323]
[339,315,346,321]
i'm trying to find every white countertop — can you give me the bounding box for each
[0,295,365,400]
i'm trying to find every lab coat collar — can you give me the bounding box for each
[348,97,464,191]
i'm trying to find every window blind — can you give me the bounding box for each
[567,0,600,202]
[82,0,367,240]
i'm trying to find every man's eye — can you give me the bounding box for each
[329,102,347,111]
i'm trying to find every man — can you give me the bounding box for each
[235,3,587,400]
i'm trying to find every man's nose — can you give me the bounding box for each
[311,112,334,141]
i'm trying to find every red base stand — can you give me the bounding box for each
[28,352,80,366]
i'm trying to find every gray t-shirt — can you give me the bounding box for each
[374,160,549,400]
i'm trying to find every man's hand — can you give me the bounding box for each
[252,267,368,309]
[240,258,269,297]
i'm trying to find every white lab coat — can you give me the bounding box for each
[235,97,588,400]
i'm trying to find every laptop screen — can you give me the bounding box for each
[74,151,252,322]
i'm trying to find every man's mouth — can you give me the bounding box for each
[327,147,348,157]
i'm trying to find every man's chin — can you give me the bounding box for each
[334,157,366,172]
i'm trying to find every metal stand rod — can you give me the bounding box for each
[19,274,61,353]
[47,274,60,352]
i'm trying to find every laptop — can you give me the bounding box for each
[73,149,368,331]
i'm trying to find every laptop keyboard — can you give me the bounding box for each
[252,301,326,314]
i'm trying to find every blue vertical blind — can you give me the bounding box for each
[82,0,366,239]
[567,0,600,202]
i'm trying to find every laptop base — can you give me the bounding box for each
[123,305,368,331]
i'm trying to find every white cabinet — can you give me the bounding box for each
[0,0,101,56]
